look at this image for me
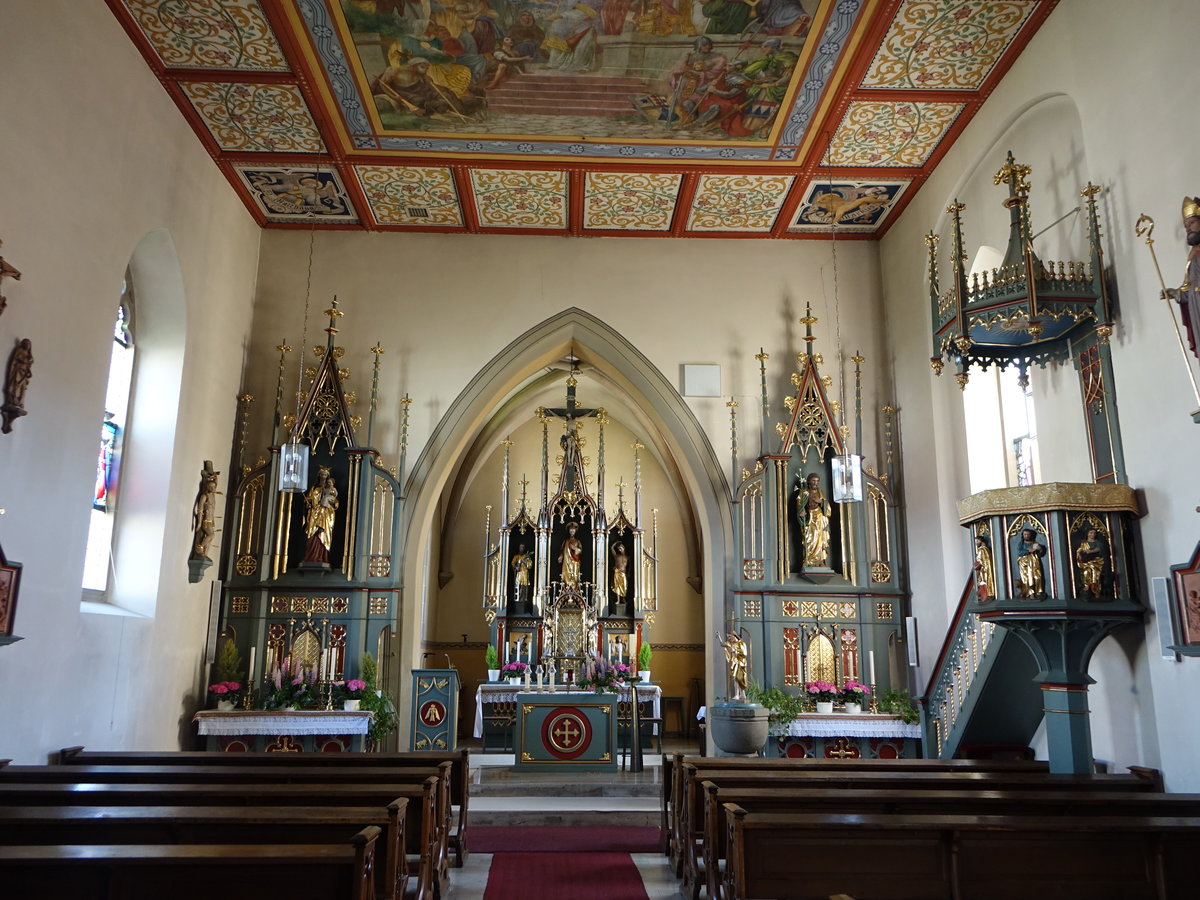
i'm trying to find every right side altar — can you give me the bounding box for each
[729,311,917,758]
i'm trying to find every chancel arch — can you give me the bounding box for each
[396,308,732,738]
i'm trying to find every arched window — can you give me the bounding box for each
[962,246,1040,492]
[82,278,135,598]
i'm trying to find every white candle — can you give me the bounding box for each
[247,646,256,680]
[868,650,876,686]
[504,640,509,663]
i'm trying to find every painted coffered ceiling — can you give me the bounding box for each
[109,0,1056,238]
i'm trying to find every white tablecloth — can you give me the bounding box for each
[473,684,661,738]
[784,713,921,739]
[194,710,373,736]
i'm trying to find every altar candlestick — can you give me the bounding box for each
[523,667,531,690]
[868,650,876,686]
[548,663,556,692]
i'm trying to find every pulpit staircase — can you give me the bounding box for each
[922,575,1043,759]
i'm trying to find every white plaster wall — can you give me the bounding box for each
[881,0,1199,788]
[0,3,260,762]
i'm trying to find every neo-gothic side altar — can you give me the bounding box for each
[775,713,922,760]
[515,692,618,773]
[193,709,373,752]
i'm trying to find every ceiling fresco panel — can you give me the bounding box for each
[789,178,910,232]
[122,0,290,70]
[355,165,465,226]
[469,169,569,228]
[181,82,326,152]
[233,165,360,223]
[861,0,1037,90]
[686,174,794,232]
[583,172,682,231]
[823,99,962,167]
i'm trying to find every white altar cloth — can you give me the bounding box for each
[784,713,920,739]
[473,684,661,738]
[194,709,372,736]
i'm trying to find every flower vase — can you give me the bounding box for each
[639,670,651,683]
[844,702,862,715]
[216,699,235,712]
[488,668,500,682]
[343,699,361,711]
[508,678,520,686]
[816,701,834,714]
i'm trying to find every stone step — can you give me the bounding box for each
[469,795,659,828]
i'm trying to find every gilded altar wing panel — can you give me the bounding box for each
[861,1,1037,91]
[121,0,289,71]
[686,175,794,233]
[789,180,910,233]
[355,165,463,226]
[583,173,682,232]
[180,83,324,153]
[824,101,964,168]
[470,169,569,229]
[232,165,359,223]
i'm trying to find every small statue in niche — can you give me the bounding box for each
[798,472,831,568]
[1015,528,1047,600]
[974,535,996,602]
[511,543,532,603]
[557,521,583,585]
[716,628,750,702]
[303,466,339,564]
[1075,528,1108,598]
[1,338,33,434]
[610,541,629,600]
[190,462,221,562]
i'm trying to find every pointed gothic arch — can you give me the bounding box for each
[393,308,733,737]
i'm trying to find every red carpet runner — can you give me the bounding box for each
[483,851,651,900]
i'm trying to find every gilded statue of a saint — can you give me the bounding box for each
[973,536,995,602]
[558,521,582,585]
[1016,528,1046,599]
[190,465,221,561]
[1075,528,1106,598]
[716,629,750,702]
[610,541,628,599]
[303,467,339,564]
[799,472,831,568]
[511,543,532,603]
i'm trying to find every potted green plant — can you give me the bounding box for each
[745,682,809,735]
[878,687,920,724]
[332,678,367,711]
[637,642,652,683]
[485,644,500,682]
[359,652,398,751]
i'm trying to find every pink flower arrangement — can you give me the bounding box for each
[333,678,367,702]
[805,681,839,703]
[841,680,871,703]
[501,661,529,680]
[265,656,317,709]
[208,681,243,706]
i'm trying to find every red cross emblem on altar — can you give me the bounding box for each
[542,708,592,760]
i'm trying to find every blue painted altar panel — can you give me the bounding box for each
[410,668,459,751]
[515,692,618,773]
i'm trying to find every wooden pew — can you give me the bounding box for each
[703,784,1200,900]
[1,761,453,888]
[58,746,473,866]
[0,803,408,900]
[721,808,1200,900]
[0,780,441,900]
[675,763,1161,900]
[662,753,1055,868]
[0,827,381,900]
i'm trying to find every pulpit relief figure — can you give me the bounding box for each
[558,521,583,585]
[974,536,996,602]
[1075,529,1107,598]
[1015,528,1047,600]
[716,629,750,703]
[303,467,339,564]
[799,472,831,568]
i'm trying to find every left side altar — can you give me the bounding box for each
[196,300,408,752]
